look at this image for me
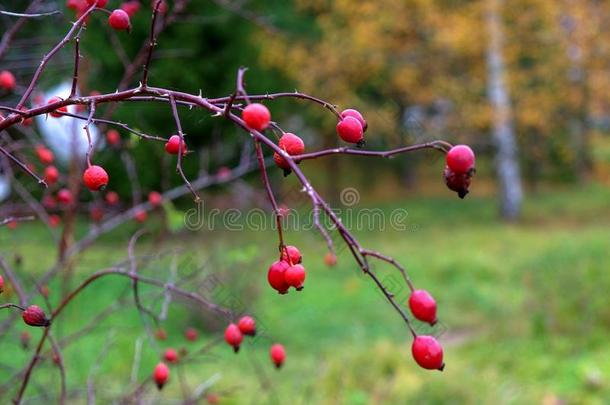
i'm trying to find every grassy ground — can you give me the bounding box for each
[1,182,610,404]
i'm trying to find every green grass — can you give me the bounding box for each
[1,182,610,404]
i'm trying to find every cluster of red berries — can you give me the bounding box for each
[150,326,204,390]
[408,289,445,371]
[242,104,369,174]
[223,316,286,368]
[444,144,476,199]
[267,245,306,294]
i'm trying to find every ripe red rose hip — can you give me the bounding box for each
[274,133,305,170]
[340,109,367,132]
[224,323,243,353]
[165,135,187,155]
[267,260,290,294]
[242,103,271,131]
[336,116,364,145]
[164,348,178,363]
[270,344,286,369]
[57,188,73,205]
[105,191,119,205]
[281,245,302,265]
[48,214,61,228]
[0,70,16,91]
[284,264,306,291]
[0,275,4,294]
[148,191,163,207]
[22,305,50,327]
[412,335,444,371]
[408,290,437,325]
[134,209,147,223]
[106,129,121,146]
[36,146,54,165]
[83,165,109,191]
[185,327,198,341]
[237,316,256,336]
[446,144,475,174]
[44,166,59,185]
[324,252,337,266]
[47,97,67,118]
[108,9,131,31]
[153,362,169,390]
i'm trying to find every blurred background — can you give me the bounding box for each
[1,0,610,403]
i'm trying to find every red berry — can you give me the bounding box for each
[164,348,178,363]
[0,71,16,91]
[279,133,305,155]
[280,245,302,265]
[90,206,104,222]
[340,109,367,132]
[242,103,271,131]
[48,214,61,228]
[106,129,121,146]
[446,145,475,174]
[6,220,18,229]
[57,189,73,205]
[274,133,305,170]
[237,316,256,336]
[105,191,119,205]
[148,191,163,207]
[324,252,337,267]
[270,344,286,369]
[155,328,167,340]
[83,165,109,191]
[284,264,306,290]
[108,9,131,31]
[22,305,50,327]
[44,166,59,185]
[153,362,169,390]
[267,260,290,294]
[86,0,108,7]
[165,135,187,155]
[47,97,67,118]
[224,323,243,353]
[443,166,472,199]
[134,209,147,223]
[411,335,444,371]
[120,1,141,17]
[36,146,54,165]
[185,327,198,341]
[336,116,364,145]
[0,275,4,293]
[408,290,437,325]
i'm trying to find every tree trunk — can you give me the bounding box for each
[486,0,523,220]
